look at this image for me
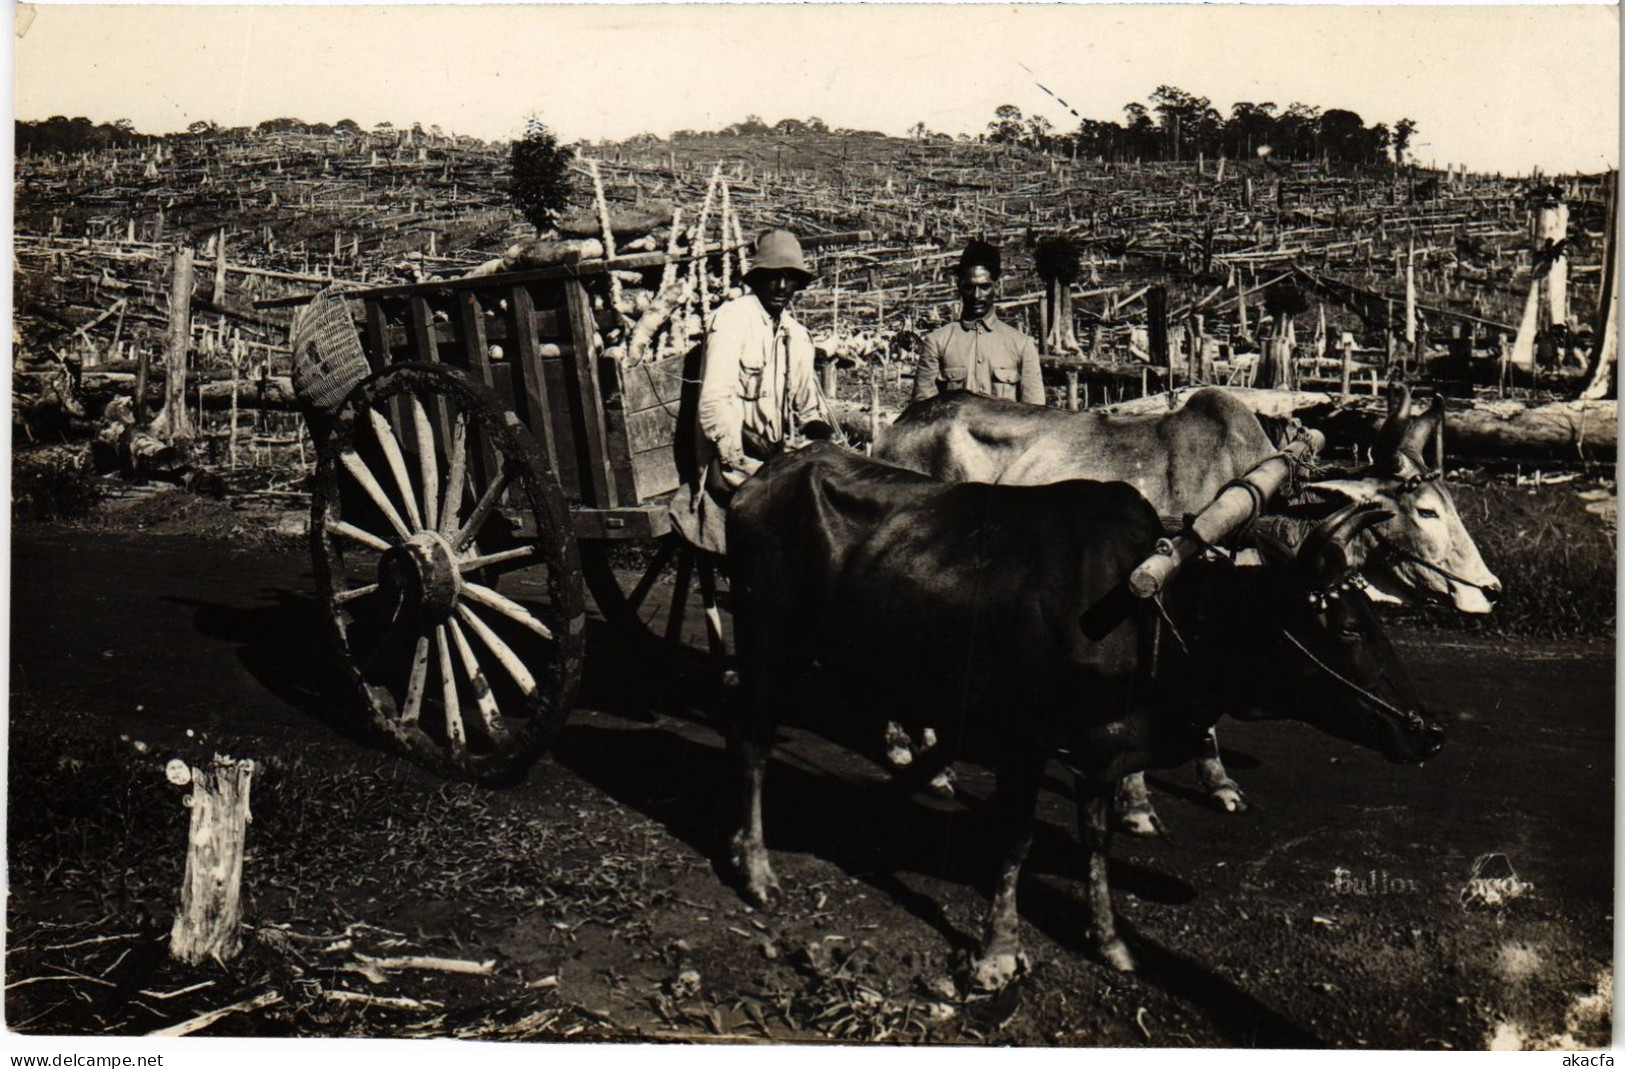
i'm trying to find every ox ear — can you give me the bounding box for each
[1304,478,1382,506]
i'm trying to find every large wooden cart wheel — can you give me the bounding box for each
[310,363,585,782]
[580,535,731,696]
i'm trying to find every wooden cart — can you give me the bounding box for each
[298,254,730,782]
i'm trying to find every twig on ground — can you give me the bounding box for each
[148,990,283,1037]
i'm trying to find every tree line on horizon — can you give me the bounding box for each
[643,86,1420,168]
[986,86,1418,166]
[14,115,483,156]
[19,84,1418,168]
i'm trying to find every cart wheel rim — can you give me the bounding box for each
[311,362,584,781]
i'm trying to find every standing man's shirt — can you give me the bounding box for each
[912,310,1045,405]
[696,293,828,474]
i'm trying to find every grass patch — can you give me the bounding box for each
[12,446,102,521]
[1409,477,1615,640]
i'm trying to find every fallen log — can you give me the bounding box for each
[1104,387,1616,463]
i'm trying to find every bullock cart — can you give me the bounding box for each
[279,255,731,781]
[275,254,1325,785]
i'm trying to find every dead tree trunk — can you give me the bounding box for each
[1581,173,1618,401]
[152,248,195,441]
[170,755,256,965]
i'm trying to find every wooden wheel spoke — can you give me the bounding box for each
[666,548,694,645]
[453,464,513,552]
[460,580,554,641]
[411,397,440,531]
[368,407,424,531]
[356,596,411,679]
[340,450,412,542]
[459,546,535,573]
[333,583,380,605]
[447,616,508,740]
[401,634,430,726]
[329,520,392,553]
[439,413,469,538]
[456,603,538,697]
[434,625,466,752]
[625,539,680,616]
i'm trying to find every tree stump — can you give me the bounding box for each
[169,755,256,965]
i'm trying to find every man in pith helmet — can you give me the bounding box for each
[671,228,835,555]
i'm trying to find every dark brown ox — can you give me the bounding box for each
[726,444,1443,985]
[873,385,1497,832]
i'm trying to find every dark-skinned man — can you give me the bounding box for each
[671,228,835,555]
[911,239,1045,406]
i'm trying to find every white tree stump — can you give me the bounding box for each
[169,755,256,965]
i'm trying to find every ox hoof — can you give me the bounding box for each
[1208,784,1247,814]
[1097,938,1136,973]
[740,868,782,909]
[1117,807,1164,838]
[731,837,782,908]
[884,722,916,769]
[969,950,1029,992]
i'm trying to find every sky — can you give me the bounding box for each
[11,4,1622,176]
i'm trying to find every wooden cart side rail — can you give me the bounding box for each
[251,253,665,310]
[252,250,697,310]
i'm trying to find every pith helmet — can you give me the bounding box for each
[746,229,816,284]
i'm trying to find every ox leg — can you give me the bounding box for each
[730,731,781,907]
[1080,779,1135,972]
[1113,772,1165,837]
[970,746,1043,991]
[729,646,786,908]
[1194,727,1246,813]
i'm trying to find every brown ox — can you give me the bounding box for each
[873,384,1498,833]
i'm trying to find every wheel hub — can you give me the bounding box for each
[379,532,461,622]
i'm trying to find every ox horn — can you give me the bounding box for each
[1298,501,1395,587]
[1373,381,1413,472]
[1396,394,1445,477]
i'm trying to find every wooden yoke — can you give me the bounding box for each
[1128,426,1325,599]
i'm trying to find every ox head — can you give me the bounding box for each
[1304,383,1500,614]
[1227,502,1445,765]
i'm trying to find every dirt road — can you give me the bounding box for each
[7,527,1614,1047]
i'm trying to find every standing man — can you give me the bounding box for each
[671,228,835,555]
[912,239,1045,405]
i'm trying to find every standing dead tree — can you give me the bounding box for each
[1034,235,1082,353]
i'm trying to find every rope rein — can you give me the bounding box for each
[1369,531,1494,593]
[1278,625,1435,735]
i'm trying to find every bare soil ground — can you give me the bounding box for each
[6,513,1613,1048]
